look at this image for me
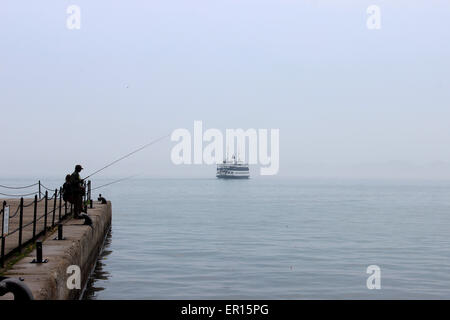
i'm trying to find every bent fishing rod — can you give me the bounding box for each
[29,136,168,195]
[84,134,170,180]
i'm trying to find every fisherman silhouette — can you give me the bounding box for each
[70,164,85,218]
[98,194,107,204]
[62,174,73,203]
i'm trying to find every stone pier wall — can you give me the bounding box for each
[0,202,112,300]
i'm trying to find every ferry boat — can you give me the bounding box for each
[216,155,250,179]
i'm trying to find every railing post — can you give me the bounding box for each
[64,201,67,218]
[82,181,85,204]
[83,180,87,212]
[44,191,48,234]
[52,189,57,227]
[59,188,62,221]
[38,180,41,200]
[1,201,6,268]
[0,237,4,268]
[18,197,24,251]
[32,195,37,240]
[88,180,93,209]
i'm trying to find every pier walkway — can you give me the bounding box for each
[1,197,72,265]
[0,180,93,268]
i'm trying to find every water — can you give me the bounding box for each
[78,178,450,299]
[3,178,450,299]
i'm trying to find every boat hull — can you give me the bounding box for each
[216,175,250,179]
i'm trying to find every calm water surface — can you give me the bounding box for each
[4,178,450,299]
[80,178,450,299]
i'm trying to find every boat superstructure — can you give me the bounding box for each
[216,155,250,179]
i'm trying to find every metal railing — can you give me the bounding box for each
[0,181,59,200]
[0,180,93,268]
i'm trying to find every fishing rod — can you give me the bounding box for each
[84,134,170,180]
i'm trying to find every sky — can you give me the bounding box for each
[1,0,449,180]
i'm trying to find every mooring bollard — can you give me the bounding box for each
[31,241,48,263]
[57,223,64,240]
[36,241,42,262]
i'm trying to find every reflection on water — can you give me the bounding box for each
[82,230,112,300]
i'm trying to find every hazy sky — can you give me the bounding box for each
[1,0,449,180]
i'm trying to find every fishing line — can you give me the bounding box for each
[91,175,139,191]
[84,134,170,180]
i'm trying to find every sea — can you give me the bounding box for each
[3,177,450,299]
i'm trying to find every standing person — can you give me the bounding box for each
[62,174,73,203]
[70,164,85,218]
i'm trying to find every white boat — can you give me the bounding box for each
[216,155,250,179]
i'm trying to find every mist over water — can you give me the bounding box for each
[73,177,450,299]
[1,0,449,303]
[2,1,450,180]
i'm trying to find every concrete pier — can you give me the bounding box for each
[0,201,111,300]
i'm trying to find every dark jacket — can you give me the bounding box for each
[62,182,73,202]
[70,171,83,194]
